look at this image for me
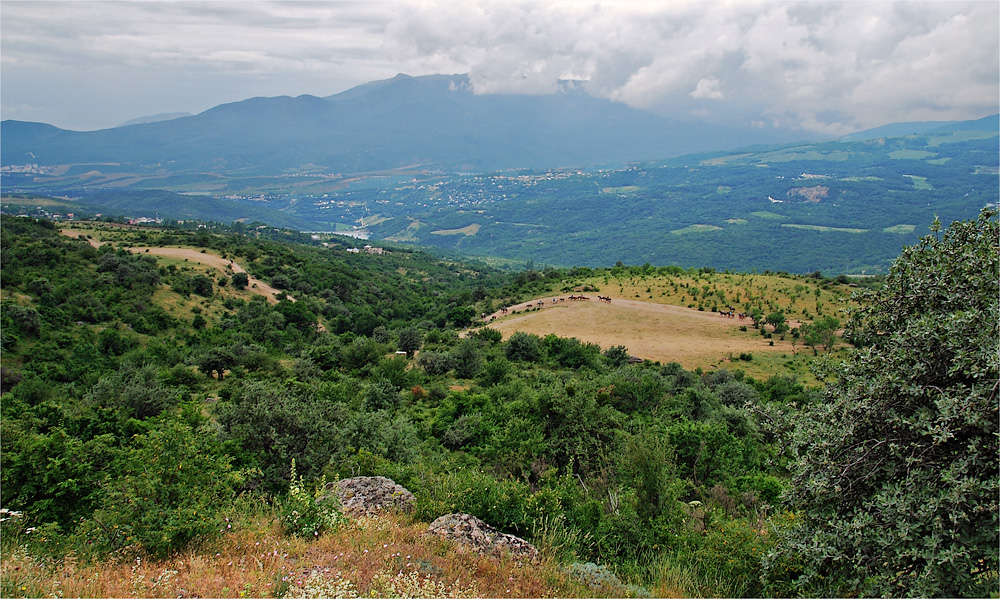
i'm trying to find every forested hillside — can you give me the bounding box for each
[1,212,996,598]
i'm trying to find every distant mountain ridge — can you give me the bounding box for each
[2,73,808,175]
[839,113,999,141]
[116,112,192,127]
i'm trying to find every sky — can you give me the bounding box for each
[1,0,998,135]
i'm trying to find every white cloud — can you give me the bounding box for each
[691,78,723,100]
[385,0,998,133]
[0,0,996,133]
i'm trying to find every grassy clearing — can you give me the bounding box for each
[902,174,933,190]
[883,224,917,234]
[925,130,999,147]
[431,224,481,236]
[670,224,722,235]
[488,270,853,383]
[781,224,868,233]
[888,149,936,160]
[749,211,786,220]
[387,220,424,242]
[1,196,80,209]
[763,149,849,162]
[602,185,641,194]
[700,153,751,166]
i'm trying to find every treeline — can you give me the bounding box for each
[1,212,995,597]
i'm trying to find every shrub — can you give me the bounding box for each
[76,418,242,558]
[280,460,347,538]
[774,210,999,597]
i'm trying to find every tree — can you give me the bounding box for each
[505,331,543,362]
[603,344,630,368]
[397,327,423,358]
[765,310,786,333]
[448,305,476,327]
[191,274,214,297]
[196,347,237,381]
[450,338,484,379]
[799,316,838,355]
[771,210,999,597]
[231,272,249,289]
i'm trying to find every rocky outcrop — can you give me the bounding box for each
[425,513,540,563]
[327,476,415,516]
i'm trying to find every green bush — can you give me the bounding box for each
[75,418,242,558]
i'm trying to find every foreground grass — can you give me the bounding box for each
[1,509,635,599]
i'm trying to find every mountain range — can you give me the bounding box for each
[2,73,811,176]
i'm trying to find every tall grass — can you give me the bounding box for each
[1,503,599,598]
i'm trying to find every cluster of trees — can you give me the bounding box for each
[1,210,995,596]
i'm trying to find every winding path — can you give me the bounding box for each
[127,247,292,304]
[60,229,290,304]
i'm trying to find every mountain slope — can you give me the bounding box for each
[1,74,804,175]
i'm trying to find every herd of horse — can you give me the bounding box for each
[484,298,757,324]
[484,298,751,324]
[484,294,613,321]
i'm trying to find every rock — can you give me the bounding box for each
[424,513,540,563]
[327,476,415,516]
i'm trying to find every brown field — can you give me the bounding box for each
[483,270,853,380]
[485,296,800,372]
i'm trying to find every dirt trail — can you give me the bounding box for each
[128,247,292,304]
[482,295,791,370]
[59,230,289,304]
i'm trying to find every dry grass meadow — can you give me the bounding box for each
[483,270,855,381]
[1,510,614,599]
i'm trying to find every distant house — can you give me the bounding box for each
[363,245,385,255]
[346,247,361,253]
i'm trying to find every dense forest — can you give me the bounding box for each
[1,210,996,597]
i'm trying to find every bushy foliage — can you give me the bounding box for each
[76,418,241,558]
[504,331,543,362]
[9,214,965,596]
[773,209,999,597]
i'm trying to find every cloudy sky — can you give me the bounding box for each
[2,1,997,134]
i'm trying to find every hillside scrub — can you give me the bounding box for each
[2,213,995,597]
